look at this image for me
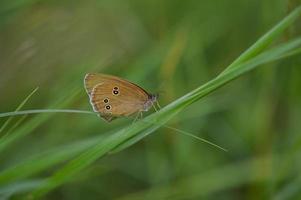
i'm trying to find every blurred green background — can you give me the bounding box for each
[1,0,301,199]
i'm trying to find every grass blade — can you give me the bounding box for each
[0,179,46,200]
[0,134,104,185]
[219,5,301,76]
[0,87,81,153]
[31,36,301,198]
[117,156,273,200]
[0,87,38,136]
[0,109,95,118]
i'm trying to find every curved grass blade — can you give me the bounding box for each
[163,125,228,152]
[30,37,301,198]
[0,87,81,153]
[274,175,301,200]
[117,157,271,200]
[0,134,105,185]
[0,109,95,118]
[219,5,301,76]
[0,179,46,200]
[0,87,39,137]
[110,116,228,154]
[2,116,27,141]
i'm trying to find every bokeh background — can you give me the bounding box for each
[1,0,301,199]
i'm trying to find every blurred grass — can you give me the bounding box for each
[1,0,301,199]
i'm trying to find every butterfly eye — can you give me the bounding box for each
[105,105,111,110]
[103,98,109,103]
[113,90,119,95]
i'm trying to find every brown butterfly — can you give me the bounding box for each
[84,73,158,122]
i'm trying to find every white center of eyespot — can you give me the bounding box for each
[112,86,120,95]
[105,105,111,110]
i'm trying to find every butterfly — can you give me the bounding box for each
[84,73,158,122]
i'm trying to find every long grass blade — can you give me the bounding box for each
[31,36,301,198]
[163,125,228,152]
[0,109,95,118]
[0,179,46,200]
[0,87,81,153]
[219,5,301,76]
[0,134,104,185]
[0,87,38,136]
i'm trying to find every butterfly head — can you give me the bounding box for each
[142,94,158,111]
[150,93,159,102]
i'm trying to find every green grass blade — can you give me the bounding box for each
[0,179,46,200]
[0,87,81,153]
[163,125,228,152]
[31,36,301,198]
[0,87,38,136]
[274,175,301,200]
[110,38,301,154]
[117,156,273,200]
[0,109,95,118]
[110,116,228,154]
[1,116,27,138]
[219,5,301,76]
[0,134,104,185]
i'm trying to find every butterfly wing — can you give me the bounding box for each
[84,73,104,96]
[84,73,151,122]
[84,73,149,97]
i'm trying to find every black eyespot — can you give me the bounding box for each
[113,86,119,90]
[103,98,109,103]
[113,90,119,95]
[105,105,111,110]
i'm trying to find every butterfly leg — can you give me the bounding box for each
[156,101,161,110]
[100,113,116,122]
[152,101,161,112]
[140,112,143,119]
[132,112,142,124]
[152,103,158,112]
